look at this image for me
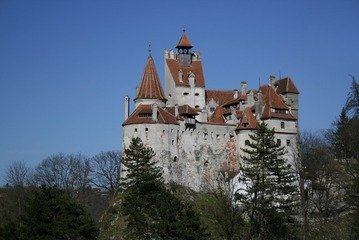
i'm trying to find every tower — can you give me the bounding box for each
[164,31,206,120]
[135,55,167,108]
[176,29,193,66]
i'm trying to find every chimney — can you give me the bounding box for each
[124,95,130,121]
[178,70,183,82]
[175,104,179,117]
[241,81,247,95]
[152,103,158,122]
[269,75,276,87]
[188,72,195,87]
[233,89,238,99]
[247,90,254,106]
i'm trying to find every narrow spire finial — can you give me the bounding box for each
[182,26,186,33]
[148,43,151,54]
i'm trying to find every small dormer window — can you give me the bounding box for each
[139,113,152,118]
[275,109,286,114]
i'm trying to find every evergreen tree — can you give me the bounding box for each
[120,137,208,239]
[344,76,359,118]
[120,137,163,239]
[151,186,208,240]
[238,122,297,239]
[19,186,98,240]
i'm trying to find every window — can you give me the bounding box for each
[139,113,152,118]
[286,139,291,146]
[281,121,285,129]
[183,92,189,96]
[173,156,178,162]
[145,128,148,132]
[275,109,286,114]
[134,128,138,133]
[171,140,174,145]
[245,140,250,146]
[210,107,215,112]
[277,139,281,146]
[195,93,199,96]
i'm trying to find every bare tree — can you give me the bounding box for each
[201,174,246,240]
[32,153,91,192]
[5,160,31,187]
[293,131,349,239]
[90,151,121,194]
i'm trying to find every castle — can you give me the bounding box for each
[122,31,299,191]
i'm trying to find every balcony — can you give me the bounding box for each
[185,118,196,127]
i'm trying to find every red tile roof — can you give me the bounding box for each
[166,104,198,116]
[208,106,226,124]
[166,59,205,87]
[206,90,235,106]
[122,104,178,126]
[260,85,288,110]
[222,93,247,108]
[176,32,193,49]
[136,55,166,100]
[260,85,296,120]
[236,107,258,130]
[276,77,299,94]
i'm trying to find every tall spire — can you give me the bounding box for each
[136,55,166,101]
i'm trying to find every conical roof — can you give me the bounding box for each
[176,32,193,49]
[136,55,166,100]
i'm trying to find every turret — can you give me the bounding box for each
[176,29,193,66]
[135,55,167,108]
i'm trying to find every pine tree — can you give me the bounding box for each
[151,186,209,240]
[238,122,297,239]
[120,137,163,239]
[120,137,208,239]
[19,186,98,240]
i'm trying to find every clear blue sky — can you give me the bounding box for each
[1,0,358,182]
